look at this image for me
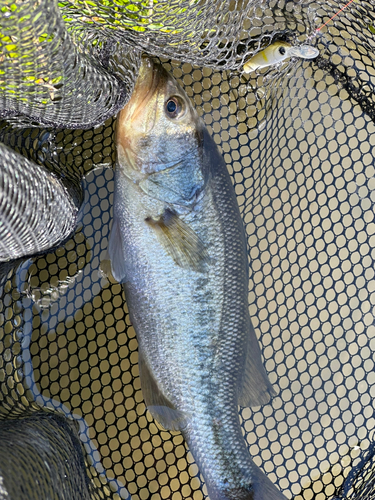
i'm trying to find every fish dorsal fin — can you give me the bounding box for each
[238,318,276,408]
[108,216,127,283]
[145,208,208,272]
[138,348,189,431]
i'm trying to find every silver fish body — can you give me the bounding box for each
[110,57,286,500]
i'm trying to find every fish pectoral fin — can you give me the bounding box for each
[108,216,127,283]
[238,318,276,408]
[145,208,209,273]
[139,348,189,432]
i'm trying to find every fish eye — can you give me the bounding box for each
[278,46,286,56]
[165,96,184,119]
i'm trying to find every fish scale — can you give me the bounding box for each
[109,57,286,500]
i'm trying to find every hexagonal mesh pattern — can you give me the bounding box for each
[1,1,375,500]
[0,412,96,500]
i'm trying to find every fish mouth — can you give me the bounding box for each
[117,56,166,134]
[116,56,168,169]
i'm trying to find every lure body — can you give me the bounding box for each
[243,41,319,73]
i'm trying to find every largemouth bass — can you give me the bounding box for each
[109,56,286,500]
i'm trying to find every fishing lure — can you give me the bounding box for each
[243,41,319,73]
[243,0,357,73]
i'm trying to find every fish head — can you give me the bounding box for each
[116,56,204,180]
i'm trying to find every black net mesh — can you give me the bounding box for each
[0,142,80,261]
[1,0,375,499]
[0,0,140,128]
[0,411,95,500]
[332,442,375,500]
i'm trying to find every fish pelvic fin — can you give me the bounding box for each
[238,317,276,408]
[145,208,209,273]
[108,216,127,283]
[138,347,189,432]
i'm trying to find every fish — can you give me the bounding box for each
[243,41,319,73]
[109,56,287,500]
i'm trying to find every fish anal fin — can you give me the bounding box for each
[108,217,127,283]
[99,252,112,280]
[145,208,208,273]
[138,348,188,432]
[238,318,276,408]
[147,405,188,432]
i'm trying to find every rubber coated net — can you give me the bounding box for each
[1,0,375,499]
